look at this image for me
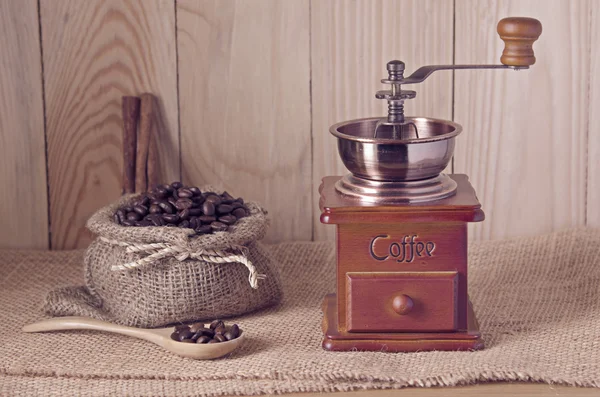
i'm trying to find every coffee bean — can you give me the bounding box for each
[172,321,240,343]
[211,221,228,232]
[149,214,165,226]
[214,325,226,335]
[178,330,195,341]
[177,188,193,198]
[175,198,193,210]
[219,215,237,225]
[214,334,227,342]
[179,208,190,221]
[189,323,205,333]
[232,208,247,219]
[163,184,174,193]
[127,212,141,222]
[155,186,169,198]
[115,182,248,236]
[210,320,224,330]
[229,324,240,338]
[198,215,216,224]
[116,209,126,223]
[162,214,180,224]
[201,328,215,337]
[191,197,204,207]
[158,201,175,214]
[133,205,148,216]
[217,204,233,214]
[189,208,203,216]
[202,201,216,216]
[149,204,162,214]
[195,225,213,235]
[205,195,222,206]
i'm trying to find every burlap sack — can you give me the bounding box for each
[44,189,282,328]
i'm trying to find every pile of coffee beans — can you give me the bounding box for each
[113,182,250,235]
[170,320,241,344]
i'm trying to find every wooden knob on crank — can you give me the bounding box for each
[497,17,542,66]
[392,294,414,315]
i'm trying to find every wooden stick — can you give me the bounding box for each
[135,93,155,193]
[147,126,159,190]
[121,96,140,194]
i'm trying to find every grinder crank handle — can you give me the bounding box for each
[386,17,542,85]
[497,17,543,66]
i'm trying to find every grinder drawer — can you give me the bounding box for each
[346,271,458,332]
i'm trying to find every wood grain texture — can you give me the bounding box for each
[177,0,312,243]
[453,0,590,241]
[311,0,454,240]
[40,0,179,249]
[588,1,599,227]
[0,0,48,249]
[322,293,483,352]
[346,272,459,332]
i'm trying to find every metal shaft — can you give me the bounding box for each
[385,60,406,125]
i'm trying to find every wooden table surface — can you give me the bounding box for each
[289,383,599,396]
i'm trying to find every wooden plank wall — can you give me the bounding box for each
[0,0,48,249]
[177,0,312,243]
[589,1,600,228]
[40,0,179,249]
[0,0,597,249]
[454,0,591,240]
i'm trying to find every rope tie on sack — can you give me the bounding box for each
[99,237,266,289]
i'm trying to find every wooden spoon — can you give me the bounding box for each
[23,316,244,360]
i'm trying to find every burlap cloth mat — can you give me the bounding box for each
[1,228,600,396]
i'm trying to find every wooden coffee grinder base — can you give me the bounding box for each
[319,174,485,353]
[321,293,483,352]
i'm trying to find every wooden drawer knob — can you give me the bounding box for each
[497,17,542,66]
[392,294,414,315]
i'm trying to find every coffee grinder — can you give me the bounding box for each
[319,17,542,352]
